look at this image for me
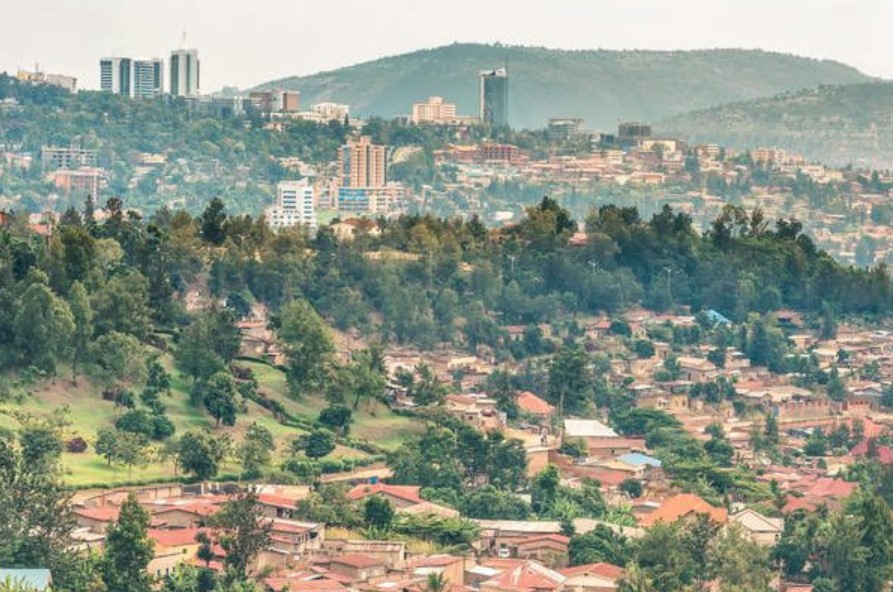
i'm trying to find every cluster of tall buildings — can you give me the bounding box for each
[410,67,509,127]
[100,45,199,98]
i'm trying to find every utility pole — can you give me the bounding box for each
[664,266,675,307]
[507,254,516,275]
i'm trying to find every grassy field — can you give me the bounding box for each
[0,354,422,487]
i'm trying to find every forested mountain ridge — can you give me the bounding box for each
[256,43,872,129]
[660,82,893,168]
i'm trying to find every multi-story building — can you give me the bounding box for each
[266,179,316,231]
[100,57,132,96]
[170,48,200,97]
[480,68,508,127]
[411,96,457,124]
[248,90,301,115]
[339,136,387,189]
[16,68,77,93]
[41,146,98,170]
[99,57,162,98]
[51,168,104,199]
[132,58,163,97]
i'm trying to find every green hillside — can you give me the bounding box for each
[257,43,872,129]
[659,82,893,168]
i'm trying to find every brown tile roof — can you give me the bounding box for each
[638,494,728,527]
[559,562,625,580]
[516,391,555,416]
[148,527,206,548]
[347,483,423,505]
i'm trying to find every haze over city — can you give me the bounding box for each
[2,0,891,91]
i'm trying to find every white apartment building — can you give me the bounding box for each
[266,179,317,231]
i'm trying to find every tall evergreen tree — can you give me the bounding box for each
[102,493,154,592]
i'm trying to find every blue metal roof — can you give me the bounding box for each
[706,310,733,326]
[617,452,662,468]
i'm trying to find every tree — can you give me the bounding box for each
[237,423,275,477]
[409,364,448,406]
[292,429,335,460]
[68,281,93,382]
[568,525,630,566]
[278,300,336,395]
[319,404,352,434]
[708,524,772,592]
[102,493,154,592]
[424,572,448,592]
[548,346,595,416]
[203,371,239,428]
[178,431,225,480]
[821,301,838,339]
[13,274,75,374]
[89,331,147,388]
[459,485,531,520]
[364,495,395,532]
[94,427,150,477]
[91,270,151,338]
[200,198,228,245]
[619,479,643,499]
[633,339,655,359]
[209,489,271,580]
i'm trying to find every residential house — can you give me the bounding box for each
[147,528,206,578]
[675,357,717,382]
[347,483,423,509]
[511,534,570,565]
[479,560,566,592]
[730,509,784,545]
[638,494,728,527]
[560,563,625,592]
[328,554,389,581]
[475,520,563,557]
[411,555,467,586]
[516,391,555,423]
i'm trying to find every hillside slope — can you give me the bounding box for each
[659,82,893,168]
[257,43,872,129]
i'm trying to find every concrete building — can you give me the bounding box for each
[100,57,163,98]
[170,48,200,97]
[249,90,301,114]
[51,168,104,198]
[266,179,316,231]
[411,96,457,124]
[132,58,163,97]
[339,136,387,189]
[17,67,77,92]
[100,57,131,96]
[41,146,98,170]
[480,68,509,127]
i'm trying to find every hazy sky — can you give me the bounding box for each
[3,0,890,91]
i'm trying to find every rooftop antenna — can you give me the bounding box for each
[180,30,188,50]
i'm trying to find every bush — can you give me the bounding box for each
[66,436,88,453]
[319,404,352,434]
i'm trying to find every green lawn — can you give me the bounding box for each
[0,355,419,487]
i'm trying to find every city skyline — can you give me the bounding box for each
[1,0,891,93]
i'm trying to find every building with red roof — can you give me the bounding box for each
[347,483,423,508]
[480,560,566,592]
[637,494,728,527]
[516,391,555,419]
[850,439,893,464]
[560,563,626,592]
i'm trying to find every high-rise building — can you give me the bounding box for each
[480,67,508,128]
[41,146,98,170]
[266,179,316,230]
[99,57,162,98]
[132,58,163,97]
[100,57,132,96]
[170,48,200,97]
[338,136,387,189]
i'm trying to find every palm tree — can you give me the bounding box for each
[424,572,448,592]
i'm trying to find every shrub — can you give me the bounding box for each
[66,436,88,453]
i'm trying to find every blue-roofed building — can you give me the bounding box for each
[0,569,53,591]
[617,452,662,468]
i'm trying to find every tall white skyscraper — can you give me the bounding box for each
[170,47,200,97]
[266,179,317,231]
[100,57,131,95]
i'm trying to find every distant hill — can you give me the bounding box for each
[659,83,893,168]
[256,43,872,130]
